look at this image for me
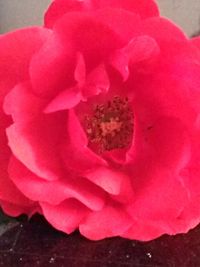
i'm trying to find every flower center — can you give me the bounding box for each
[85,96,134,153]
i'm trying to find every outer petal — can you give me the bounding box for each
[29,33,75,97]
[40,199,89,234]
[191,36,200,52]
[3,82,47,122]
[0,173,33,207]
[6,111,67,181]
[0,27,51,98]
[0,129,33,209]
[9,157,106,211]
[85,167,134,203]
[45,0,159,28]
[54,12,124,67]
[122,218,170,241]
[79,203,132,240]
[126,169,188,222]
[0,28,51,204]
[140,17,188,52]
[0,200,38,217]
[125,117,190,227]
[92,0,159,18]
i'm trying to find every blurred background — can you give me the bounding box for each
[0,0,200,36]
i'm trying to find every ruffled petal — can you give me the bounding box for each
[110,35,160,80]
[9,157,106,211]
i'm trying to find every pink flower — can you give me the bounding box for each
[1,0,200,241]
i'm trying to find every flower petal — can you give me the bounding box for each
[85,167,134,203]
[45,0,159,28]
[30,33,75,97]
[3,82,47,122]
[80,203,132,240]
[40,199,89,234]
[191,36,200,52]
[6,112,67,181]
[0,27,51,98]
[9,157,106,211]
[110,35,160,80]
[122,218,170,241]
[61,109,107,173]
[54,12,123,66]
[0,200,38,217]
[82,64,110,98]
[44,86,82,113]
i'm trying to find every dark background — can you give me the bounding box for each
[0,211,200,267]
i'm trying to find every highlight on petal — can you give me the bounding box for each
[85,167,134,203]
[74,52,86,85]
[44,86,82,113]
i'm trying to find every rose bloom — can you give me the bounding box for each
[1,0,200,241]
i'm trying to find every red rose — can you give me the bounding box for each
[1,0,200,241]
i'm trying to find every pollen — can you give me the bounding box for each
[85,96,134,152]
